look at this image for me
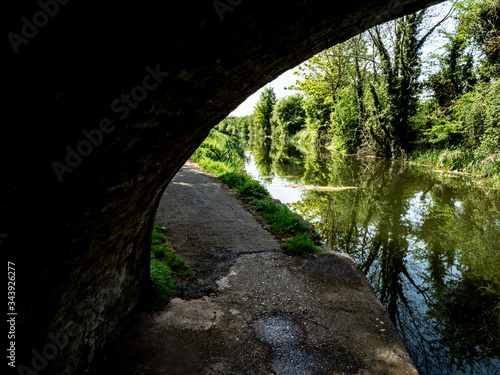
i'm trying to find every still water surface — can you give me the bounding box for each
[244,139,500,375]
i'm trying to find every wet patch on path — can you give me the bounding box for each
[254,314,359,374]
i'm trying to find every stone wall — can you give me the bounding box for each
[3,1,442,373]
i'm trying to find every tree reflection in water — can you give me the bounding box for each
[246,138,500,375]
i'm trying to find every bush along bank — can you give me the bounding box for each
[150,226,192,311]
[191,130,323,256]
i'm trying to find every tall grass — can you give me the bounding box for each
[191,130,245,175]
[410,81,500,181]
[410,148,500,181]
[191,130,321,256]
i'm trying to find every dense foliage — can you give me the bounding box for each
[219,0,499,180]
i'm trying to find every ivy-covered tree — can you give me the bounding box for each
[455,0,500,78]
[369,8,452,157]
[427,33,476,108]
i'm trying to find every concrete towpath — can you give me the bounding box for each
[96,161,418,374]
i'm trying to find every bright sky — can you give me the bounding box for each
[229,1,454,118]
[229,68,301,117]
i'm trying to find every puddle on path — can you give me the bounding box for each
[253,315,358,374]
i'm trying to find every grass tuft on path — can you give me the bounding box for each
[283,234,322,255]
[150,226,192,311]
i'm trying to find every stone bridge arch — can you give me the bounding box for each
[3,1,442,373]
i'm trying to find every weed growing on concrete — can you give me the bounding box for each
[150,258,175,311]
[283,234,322,256]
[219,172,269,201]
[152,229,167,245]
[251,199,308,236]
[150,226,192,310]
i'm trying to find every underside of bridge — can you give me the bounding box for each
[3,1,442,373]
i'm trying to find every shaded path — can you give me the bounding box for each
[96,161,418,374]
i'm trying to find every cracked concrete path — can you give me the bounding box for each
[95,161,418,374]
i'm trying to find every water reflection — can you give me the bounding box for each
[245,138,500,375]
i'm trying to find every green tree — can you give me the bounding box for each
[303,95,333,145]
[218,116,239,136]
[291,35,371,147]
[237,115,253,139]
[252,87,277,137]
[293,45,351,101]
[270,94,306,139]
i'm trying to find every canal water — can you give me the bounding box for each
[244,139,500,375]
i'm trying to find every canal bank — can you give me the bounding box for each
[94,161,417,374]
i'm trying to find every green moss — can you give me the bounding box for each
[151,243,168,259]
[201,286,215,293]
[161,251,193,277]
